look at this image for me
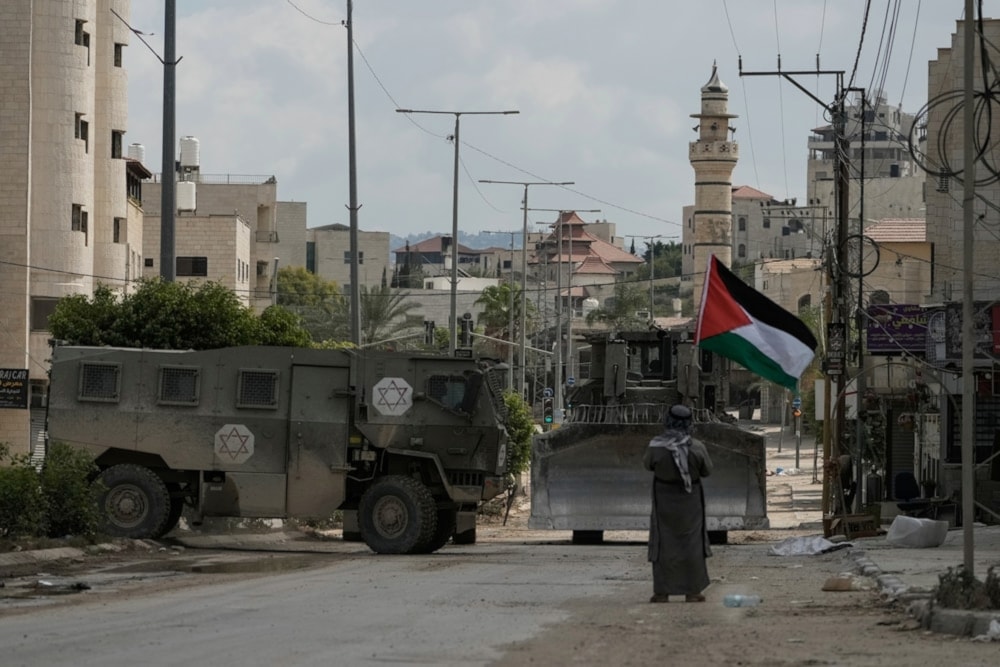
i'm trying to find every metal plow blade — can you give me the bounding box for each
[529,421,768,533]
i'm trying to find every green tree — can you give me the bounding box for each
[475,282,536,360]
[502,391,534,476]
[585,281,649,331]
[360,284,422,348]
[276,267,349,343]
[49,279,311,350]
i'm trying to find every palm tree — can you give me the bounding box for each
[359,284,422,348]
[475,283,535,354]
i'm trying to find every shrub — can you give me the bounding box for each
[934,565,1000,610]
[0,443,47,539]
[502,391,533,477]
[40,442,101,538]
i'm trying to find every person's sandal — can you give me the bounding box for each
[649,594,670,603]
[685,594,706,602]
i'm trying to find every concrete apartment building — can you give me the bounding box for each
[307,223,390,291]
[0,1,137,454]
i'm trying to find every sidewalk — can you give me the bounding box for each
[746,418,1000,638]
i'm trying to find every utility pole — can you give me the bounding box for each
[346,0,361,346]
[159,0,177,281]
[740,58,850,531]
[479,181,573,397]
[484,230,520,390]
[529,208,599,419]
[397,110,520,355]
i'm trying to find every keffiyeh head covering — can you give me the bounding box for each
[651,404,695,492]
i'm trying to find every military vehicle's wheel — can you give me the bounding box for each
[359,476,437,554]
[452,527,476,545]
[155,496,185,538]
[95,464,170,539]
[414,509,456,554]
[572,530,604,545]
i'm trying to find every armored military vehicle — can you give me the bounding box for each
[530,330,768,544]
[47,345,511,554]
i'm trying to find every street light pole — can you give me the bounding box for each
[485,230,519,390]
[397,109,519,354]
[479,181,573,398]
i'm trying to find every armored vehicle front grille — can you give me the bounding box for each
[566,402,665,426]
[78,362,121,402]
[158,365,200,405]
[236,369,279,409]
[449,471,484,487]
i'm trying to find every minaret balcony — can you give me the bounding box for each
[688,140,739,160]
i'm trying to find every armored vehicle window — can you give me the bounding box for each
[427,375,468,411]
[236,369,279,409]
[158,365,201,406]
[78,362,121,402]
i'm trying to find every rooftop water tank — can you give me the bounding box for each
[127,143,145,164]
[179,136,200,169]
[177,180,197,212]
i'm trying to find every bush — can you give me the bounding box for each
[0,441,100,541]
[40,442,101,538]
[935,565,1000,610]
[0,444,47,539]
[502,391,534,477]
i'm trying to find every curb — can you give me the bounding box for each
[850,548,1000,638]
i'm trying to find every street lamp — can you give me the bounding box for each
[479,180,573,397]
[397,109,519,354]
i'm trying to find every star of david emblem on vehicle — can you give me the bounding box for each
[214,424,255,464]
[372,377,412,416]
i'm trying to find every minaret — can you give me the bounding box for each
[690,63,739,315]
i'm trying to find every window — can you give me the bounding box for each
[738,216,746,232]
[344,250,364,264]
[71,204,88,238]
[113,217,126,244]
[111,130,123,159]
[75,114,89,152]
[176,256,208,277]
[237,369,279,409]
[763,217,771,229]
[798,294,812,312]
[306,241,316,273]
[738,243,746,258]
[74,20,91,65]
[144,258,154,268]
[78,362,121,403]
[158,366,201,406]
[30,297,59,331]
[114,43,124,67]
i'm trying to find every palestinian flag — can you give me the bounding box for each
[695,255,818,391]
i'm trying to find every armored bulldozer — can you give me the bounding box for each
[47,345,511,554]
[529,331,768,544]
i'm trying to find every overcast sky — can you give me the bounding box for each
[123,1,985,244]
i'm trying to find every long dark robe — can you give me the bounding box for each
[644,432,713,596]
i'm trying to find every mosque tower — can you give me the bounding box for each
[689,63,739,315]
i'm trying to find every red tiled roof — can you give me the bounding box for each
[863,218,926,243]
[573,255,618,275]
[731,185,773,200]
[582,233,644,264]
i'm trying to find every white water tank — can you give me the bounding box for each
[177,180,197,212]
[582,297,599,316]
[179,136,200,169]
[127,142,145,164]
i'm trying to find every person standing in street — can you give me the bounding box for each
[644,404,714,603]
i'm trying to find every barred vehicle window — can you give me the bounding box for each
[237,369,279,409]
[158,366,200,406]
[78,362,121,402]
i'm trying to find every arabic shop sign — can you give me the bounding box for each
[0,368,29,409]
[865,304,927,355]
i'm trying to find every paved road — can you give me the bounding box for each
[0,539,648,666]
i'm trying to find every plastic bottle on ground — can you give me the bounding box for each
[723,594,762,607]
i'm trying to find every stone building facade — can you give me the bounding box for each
[0,1,135,454]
